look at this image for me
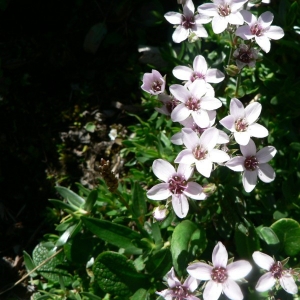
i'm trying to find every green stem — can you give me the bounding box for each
[227,33,234,66]
[235,73,241,98]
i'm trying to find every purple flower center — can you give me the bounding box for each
[193,145,207,160]
[151,80,163,93]
[244,156,258,171]
[186,97,200,111]
[270,262,283,279]
[250,23,264,36]
[182,15,195,29]
[211,266,228,283]
[171,285,191,299]
[218,4,231,17]
[166,98,180,114]
[235,118,248,132]
[236,48,254,64]
[191,122,206,135]
[168,175,187,194]
[191,71,205,82]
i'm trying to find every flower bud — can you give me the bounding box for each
[202,183,217,196]
[224,64,240,77]
[153,206,168,221]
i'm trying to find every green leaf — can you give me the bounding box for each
[132,181,147,222]
[55,222,81,248]
[84,122,96,133]
[81,217,142,255]
[145,248,172,277]
[93,251,148,297]
[271,218,300,256]
[81,292,103,300]
[257,227,280,254]
[23,250,37,277]
[55,186,85,208]
[84,189,98,212]
[49,199,78,212]
[130,288,148,300]
[171,220,207,277]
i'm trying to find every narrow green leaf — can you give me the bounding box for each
[55,186,85,208]
[132,181,147,221]
[81,292,103,300]
[23,250,37,277]
[55,222,81,248]
[84,190,98,212]
[130,288,148,300]
[257,227,280,254]
[49,199,77,212]
[145,248,172,277]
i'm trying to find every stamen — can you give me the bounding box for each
[211,266,228,283]
[244,156,258,171]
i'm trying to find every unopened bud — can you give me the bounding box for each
[225,64,240,77]
[98,158,118,193]
[153,206,168,221]
[202,183,217,196]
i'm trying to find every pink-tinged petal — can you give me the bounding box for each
[240,10,257,25]
[184,182,204,200]
[170,84,190,102]
[173,66,193,81]
[227,11,244,25]
[175,149,196,164]
[235,24,253,40]
[198,3,218,17]
[172,194,189,218]
[164,12,183,25]
[227,261,252,280]
[280,275,298,294]
[147,183,171,200]
[234,131,251,146]
[258,163,275,183]
[256,146,277,163]
[189,79,207,99]
[152,159,175,182]
[201,96,222,110]
[172,25,189,43]
[170,132,183,145]
[265,26,284,40]
[193,24,209,38]
[243,169,258,192]
[245,102,262,124]
[206,69,225,83]
[255,35,271,53]
[225,156,245,172]
[258,11,274,28]
[156,289,173,300]
[248,123,268,138]
[171,104,191,122]
[230,98,244,119]
[178,162,194,180]
[218,130,229,144]
[195,13,212,25]
[189,295,201,300]
[212,241,228,268]
[166,267,181,288]
[192,110,210,128]
[195,159,213,178]
[184,0,195,18]
[183,275,200,292]
[222,279,244,300]
[219,115,235,131]
[187,262,213,280]
[200,127,219,151]
[203,281,223,300]
[193,55,208,74]
[255,272,275,292]
[252,251,274,270]
[231,0,248,12]
[240,139,256,157]
[155,106,170,116]
[209,149,230,163]
[212,15,228,34]
[182,128,200,150]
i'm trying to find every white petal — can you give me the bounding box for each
[166,267,181,288]
[172,25,189,43]
[201,96,222,110]
[255,272,276,292]
[184,182,204,200]
[248,123,268,138]
[183,275,200,292]
[222,279,244,300]
[147,183,171,200]
[182,128,200,150]
[203,281,223,300]
[178,162,194,180]
[217,130,230,144]
[240,139,256,157]
[258,163,276,183]
[192,109,210,128]
[193,24,209,38]
[156,289,173,300]
[152,159,175,182]
[255,35,271,53]
[193,55,208,74]
[164,12,183,25]
[227,260,252,280]
[245,102,261,124]
[243,169,258,192]
[171,104,191,122]
[195,13,212,25]
[184,0,195,17]
[265,26,284,40]
[172,194,189,218]
[195,159,212,178]
[230,0,248,12]
[173,66,193,81]
[230,98,244,119]
[209,149,230,163]
[252,251,274,270]
[170,84,190,102]
[200,127,219,151]
[235,24,253,40]
[256,146,277,163]
[212,242,228,268]
[234,131,251,146]
[189,79,207,99]
[187,262,213,280]
[198,3,218,17]
[258,11,274,28]
[240,10,257,25]
[212,15,228,34]
[175,149,196,164]
[280,275,298,294]
[227,11,244,25]
[170,132,183,145]
[219,115,235,131]
[206,69,225,83]
[225,156,245,172]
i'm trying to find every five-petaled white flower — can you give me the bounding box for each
[170,80,222,128]
[147,159,206,218]
[225,139,276,192]
[233,44,260,69]
[141,69,166,95]
[198,0,247,34]
[252,251,298,295]
[174,127,230,178]
[156,267,201,300]
[155,93,181,116]
[164,0,209,43]
[235,11,284,53]
[173,55,225,87]
[187,241,252,300]
[219,98,268,145]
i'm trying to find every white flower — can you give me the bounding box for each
[233,44,259,69]
[187,242,252,300]
[225,139,276,192]
[219,98,268,145]
[155,93,181,116]
[157,267,201,300]
[174,127,230,178]
[173,55,225,87]
[252,251,298,294]
[141,69,166,95]
[147,159,206,218]
[153,206,168,221]
[198,0,247,34]
[164,0,209,43]
[235,11,284,53]
[169,80,222,128]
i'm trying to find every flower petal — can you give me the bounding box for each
[240,139,257,157]
[173,66,193,81]
[164,12,183,25]
[198,3,218,17]
[255,272,276,292]
[219,115,235,131]
[256,146,277,163]
[152,159,175,182]
[265,26,284,40]
[184,182,204,200]
[230,98,244,119]
[175,149,195,164]
[245,102,262,124]
[183,275,200,292]
[234,131,251,146]
[170,84,190,102]
[209,149,230,163]
[178,162,194,180]
[235,24,253,40]
[240,9,257,25]
[248,123,268,138]
[222,278,244,300]
[182,128,200,150]
[212,241,228,268]
[192,109,210,128]
[193,55,208,74]
[172,25,189,43]
[252,251,274,270]
[255,35,271,53]
[243,169,258,192]
[258,163,276,183]
[227,11,244,25]
[172,194,189,218]
[280,275,298,294]
[171,104,191,122]
[225,156,245,172]
[170,132,183,145]
[195,159,213,178]
[212,15,228,34]
[200,127,219,151]
[187,262,213,280]
[166,267,181,288]
[201,96,222,110]
[147,183,171,200]
[227,260,252,280]
[258,11,274,28]
[206,68,225,83]
[203,280,223,300]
